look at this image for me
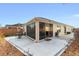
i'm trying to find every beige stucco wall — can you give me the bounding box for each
[52,24,73,37]
[24,24,27,32]
[53,24,65,37]
[24,17,74,42]
[53,23,57,36]
[35,22,39,43]
[59,25,64,36]
[66,26,72,32]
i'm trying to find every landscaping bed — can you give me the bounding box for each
[0,37,25,56]
[61,31,79,56]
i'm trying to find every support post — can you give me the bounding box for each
[24,24,27,35]
[53,24,57,37]
[35,22,39,43]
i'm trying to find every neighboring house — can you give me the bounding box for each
[24,17,74,43]
[5,23,24,29]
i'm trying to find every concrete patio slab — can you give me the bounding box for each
[5,35,73,56]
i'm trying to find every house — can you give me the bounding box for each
[24,17,74,43]
[5,23,24,29]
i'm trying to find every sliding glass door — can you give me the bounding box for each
[39,22,46,40]
[27,23,35,39]
[45,24,53,37]
[39,22,53,40]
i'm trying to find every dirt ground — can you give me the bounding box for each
[0,37,25,56]
[61,32,79,56]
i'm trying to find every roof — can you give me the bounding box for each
[5,23,24,27]
[26,17,74,28]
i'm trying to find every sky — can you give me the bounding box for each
[0,3,79,28]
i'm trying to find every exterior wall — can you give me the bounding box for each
[24,24,27,34]
[66,26,72,32]
[59,25,65,36]
[53,24,57,37]
[53,24,73,37]
[53,24,65,37]
[25,17,74,43]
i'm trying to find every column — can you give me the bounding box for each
[24,24,27,35]
[35,22,39,43]
[53,24,57,37]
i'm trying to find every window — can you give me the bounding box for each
[39,22,45,40]
[39,22,53,40]
[27,23,35,39]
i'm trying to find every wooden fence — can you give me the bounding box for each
[0,28,18,36]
